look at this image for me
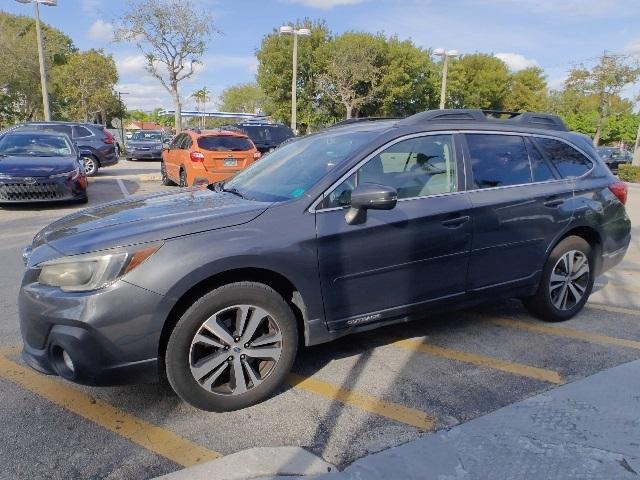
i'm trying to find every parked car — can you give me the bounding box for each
[0,131,87,203]
[597,146,633,173]
[231,121,294,154]
[126,130,166,161]
[7,122,117,177]
[161,129,261,187]
[19,109,630,412]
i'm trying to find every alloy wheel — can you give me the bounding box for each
[549,250,590,310]
[82,157,97,176]
[188,305,283,396]
[179,170,186,187]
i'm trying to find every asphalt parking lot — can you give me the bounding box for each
[1,163,640,480]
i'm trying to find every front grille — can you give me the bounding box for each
[0,181,64,201]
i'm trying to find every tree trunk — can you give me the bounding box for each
[345,104,353,119]
[172,86,182,133]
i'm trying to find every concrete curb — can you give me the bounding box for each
[138,174,162,182]
[155,447,336,480]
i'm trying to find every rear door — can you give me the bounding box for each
[463,133,574,292]
[197,135,255,176]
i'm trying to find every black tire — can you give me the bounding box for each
[161,161,176,186]
[522,236,594,322]
[126,157,134,162]
[179,168,187,187]
[165,282,298,412]
[76,195,89,204]
[82,156,99,177]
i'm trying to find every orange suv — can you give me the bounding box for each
[161,129,261,187]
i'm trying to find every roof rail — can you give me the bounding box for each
[398,109,568,131]
[330,117,401,128]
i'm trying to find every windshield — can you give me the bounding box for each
[0,133,74,157]
[240,125,294,144]
[223,129,377,202]
[198,136,254,151]
[131,131,163,141]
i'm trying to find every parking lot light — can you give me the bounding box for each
[433,48,459,110]
[279,25,311,133]
[15,0,57,121]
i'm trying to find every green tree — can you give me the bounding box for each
[219,83,265,113]
[564,55,640,146]
[446,53,510,109]
[115,0,218,133]
[51,49,119,122]
[377,38,439,117]
[0,12,74,126]
[504,67,548,112]
[316,32,386,119]
[256,19,332,127]
[190,86,211,127]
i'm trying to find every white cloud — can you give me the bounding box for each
[285,0,368,9]
[88,19,113,42]
[206,55,258,75]
[626,39,640,58]
[81,0,102,15]
[495,53,539,71]
[116,82,170,111]
[116,55,148,76]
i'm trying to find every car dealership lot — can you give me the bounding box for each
[1,167,639,479]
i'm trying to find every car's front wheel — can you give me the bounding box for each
[179,168,187,187]
[165,282,298,411]
[523,236,594,322]
[82,156,99,177]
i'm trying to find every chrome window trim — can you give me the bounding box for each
[310,131,460,213]
[310,129,595,213]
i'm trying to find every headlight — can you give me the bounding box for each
[37,243,162,292]
[50,168,80,179]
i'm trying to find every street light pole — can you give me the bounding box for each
[16,0,56,121]
[434,48,458,110]
[280,26,311,134]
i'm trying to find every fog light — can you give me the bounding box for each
[62,350,75,373]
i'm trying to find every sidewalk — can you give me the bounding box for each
[161,359,640,480]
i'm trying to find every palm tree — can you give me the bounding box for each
[191,87,212,128]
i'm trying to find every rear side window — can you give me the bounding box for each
[466,134,531,189]
[40,124,73,138]
[534,138,593,178]
[73,126,93,138]
[525,138,556,182]
[198,136,253,151]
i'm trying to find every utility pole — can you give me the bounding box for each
[434,49,458,110]
[633,120,640,167]
[115,91,128,149]
[279,26,311,134]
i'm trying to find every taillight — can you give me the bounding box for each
[190,151,205,162]
[102,129,114,144]
[253,151,262,160]
[609,181,628,205]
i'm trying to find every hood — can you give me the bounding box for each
[32,187,270,257]
[0,155,78,178]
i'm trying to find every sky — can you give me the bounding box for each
[3,0,640,113]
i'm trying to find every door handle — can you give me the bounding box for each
[441,215,470,228]
[544,198,565,208]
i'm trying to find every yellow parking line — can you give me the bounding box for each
[391,339,564,384]
[492,318,640,350]
[286,373,434,431]
[588,303,640,316]
[0,353,220,467]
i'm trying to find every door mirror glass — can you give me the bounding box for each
[345,183,397,225]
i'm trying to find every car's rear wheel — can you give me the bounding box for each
[165,282,298,411]
[161,161,176,186]
[179,168,187,187]
[82,156,99,177]
[523,236,594,322]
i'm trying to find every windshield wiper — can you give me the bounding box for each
[222,186,247,199]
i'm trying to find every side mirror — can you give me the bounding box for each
[345,183,397,225]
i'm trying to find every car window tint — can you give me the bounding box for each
[467,134,531,189]
[323,134,456,208]
[41,124,73,138]
[198,136,253,151]
[170,134,184,149]
[183,136,193,149]
[525,137,556,182]
[534,137,593,178]
[73,126,93,138]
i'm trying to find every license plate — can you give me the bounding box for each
[224,158,237,166]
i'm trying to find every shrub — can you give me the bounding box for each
[618,164,640,183]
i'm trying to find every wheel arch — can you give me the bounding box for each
[549,225,603,275]
[157,267,308,376]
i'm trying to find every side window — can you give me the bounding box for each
[183,135,193,149]
[525,137,556,182]
[72,126,93,138]
[171,134,185,149]
[322,134,456,208]
[467,134,531,189]
[534,137,593,178]
[42,124,73,138]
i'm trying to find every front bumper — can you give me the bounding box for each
[0,176,87,203]
[19,274,166,386]
[127,149,163,159]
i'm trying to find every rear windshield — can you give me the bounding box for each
[239,125,294,144]
[198,136,254,151]
[0,133,74,157]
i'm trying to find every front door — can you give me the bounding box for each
[315,133,473,330]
